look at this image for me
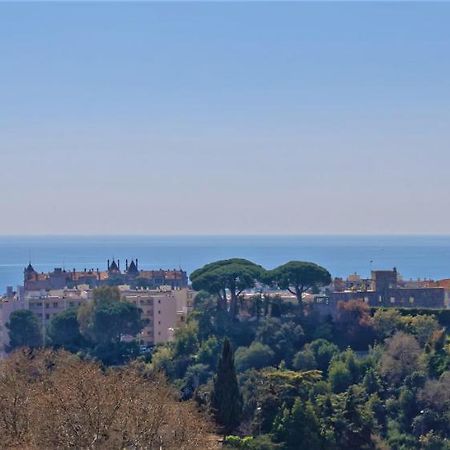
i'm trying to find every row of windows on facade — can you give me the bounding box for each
[34,312,161,328]
[130,299,162,305]
[29,298,164,308]
[30,301,81,308]
[363,296,416,304]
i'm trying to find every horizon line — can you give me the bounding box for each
[0,233,450,238]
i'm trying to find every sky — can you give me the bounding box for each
[1,2,450,235]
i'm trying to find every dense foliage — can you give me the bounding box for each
[152,260,450,450]
[6,309,42,350]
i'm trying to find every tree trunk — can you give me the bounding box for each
[295,286,304,316]
[217,291,227,311]
[230,290,239,318]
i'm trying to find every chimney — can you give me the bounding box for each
[126,259,128,271]
[118,259,120,270]
[136,259,138,270]
[107,259,110,270]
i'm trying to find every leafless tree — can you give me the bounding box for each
[0,350,218,450]
[380,332,425,384]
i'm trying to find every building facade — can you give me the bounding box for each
[119,287,194,345]
[324,268,448,314]
[24,259,188,291]
[19,286,193,347]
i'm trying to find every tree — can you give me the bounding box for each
[292,348,317,371]
[210,338,243,433]
[363,368,383,395]
[92,286,121,303]
[335,300,375,349]
[0,350,218,449]
[307,339,339,373]
[197,336,222,369]
[90,301,145,345]
[190,259,264,317]
[234,342,275,372]
[328,360,353,393]
[405,314,440,347]
[419,431,450,450]
[150,345,176,378]
[182,363,212,399]
[267,261,331,314]
[373,308,402,340]
[340,386,375,450]
[380,332,425,384]
[76,288,146,364]
[173,321,199,358]
[418,371,450,415]
[78,287,146,346]
[6,310,42,351]
[255,318,304,364]
[273,398,323,450]
[47,308,86,352]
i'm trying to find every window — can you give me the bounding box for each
[409,296,415,304]
[53,302,58,308]
[364,296,369,303]
[45,303,50,308]
[45,314,50,320]
[69,302,74,307]
[390,297,396,304]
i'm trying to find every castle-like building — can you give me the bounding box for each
[311,268,448,316]
[24,259,188,291]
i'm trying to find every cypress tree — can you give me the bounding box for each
[210,338,242,433]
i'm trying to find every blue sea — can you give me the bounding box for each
[1,235,450,292]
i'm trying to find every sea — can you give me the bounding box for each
[1,235,450,292]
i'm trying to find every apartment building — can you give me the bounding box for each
[119,287,194,345]
[24,287,92,334]
[19,285,193,347]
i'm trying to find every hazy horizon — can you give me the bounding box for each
[2,233,450,237]
[2,2,450,235]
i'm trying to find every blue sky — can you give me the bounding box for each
[1,2,450,235]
